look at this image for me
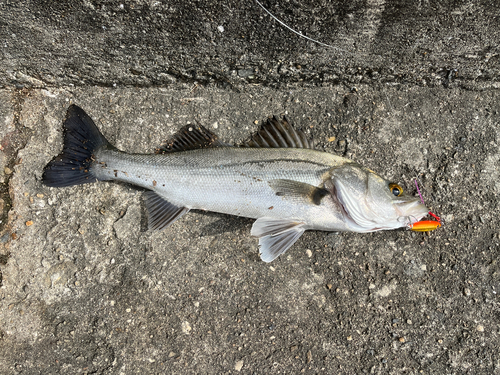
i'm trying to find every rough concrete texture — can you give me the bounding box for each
[1,1,499,374]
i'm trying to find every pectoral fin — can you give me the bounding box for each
[251,217,306,262]
[269,179,329,205]
[144,191,190,230]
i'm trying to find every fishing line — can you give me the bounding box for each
[253,0,350,53]
[253,1,441,231]
[414,176,441,227]
[414,178,425,205]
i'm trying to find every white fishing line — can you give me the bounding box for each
[253,0,349,53]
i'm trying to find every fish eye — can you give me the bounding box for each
[389,183,403,197]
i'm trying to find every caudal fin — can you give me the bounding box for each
[42,105,111,187]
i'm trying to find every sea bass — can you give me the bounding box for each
[43,105,429,262]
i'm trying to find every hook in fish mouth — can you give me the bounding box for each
[399,215,418,229]
[395,199,429,223]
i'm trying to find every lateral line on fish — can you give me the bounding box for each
[229,158,332,168]
[253,0,350,53]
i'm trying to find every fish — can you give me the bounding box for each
[42,105,429,262]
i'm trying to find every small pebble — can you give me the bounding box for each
[181,321,192,334]
[328,136,336,142]
[477,325,484,332]
[464,288,471,297]
[306,249,312,258]
[25,221,33,226]
[234,360,243,372]
[4,167,12,175]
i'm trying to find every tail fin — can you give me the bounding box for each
[42,105,111,187]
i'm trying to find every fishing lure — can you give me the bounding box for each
[409,179,441,232]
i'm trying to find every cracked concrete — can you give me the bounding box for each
[1,1,500,374]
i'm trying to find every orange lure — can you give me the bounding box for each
[410,219,441,232]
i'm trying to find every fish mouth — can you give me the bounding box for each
[395,198,429,226]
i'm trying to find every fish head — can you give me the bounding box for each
[327,164,428,232]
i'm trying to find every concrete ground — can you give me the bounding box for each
[1,1,499,374]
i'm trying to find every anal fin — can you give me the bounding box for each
[144,191,189,230]
[251,217,306,262]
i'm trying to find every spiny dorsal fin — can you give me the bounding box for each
[241,116,314,149]
[156,124,228,154]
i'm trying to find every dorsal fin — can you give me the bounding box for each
[241,116,314,149]
[156,124,228,154]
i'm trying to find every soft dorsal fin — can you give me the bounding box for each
[156,124,228,154]
[241,116,314,149]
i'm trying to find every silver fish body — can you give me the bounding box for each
[94,147,353,231]
[43,105,429,262]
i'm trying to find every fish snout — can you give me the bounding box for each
[395,198,428,224]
